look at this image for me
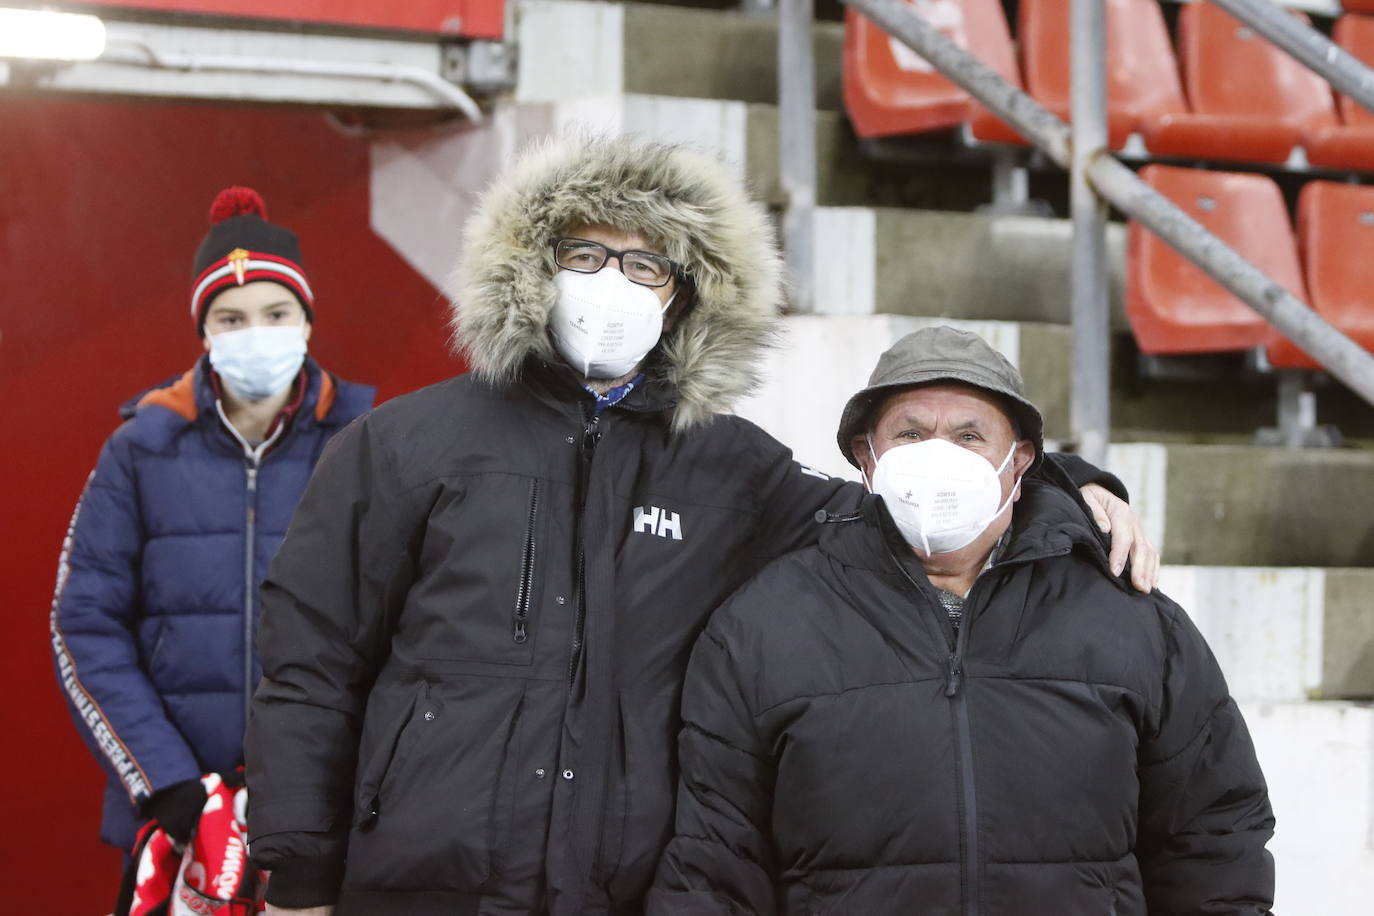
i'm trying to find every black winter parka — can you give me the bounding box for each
[244,365,1123,915]
[650,476,1275,915]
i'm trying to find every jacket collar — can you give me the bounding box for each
[118,356,363,455]
[520,357,680,421]
[820,476,1119,588]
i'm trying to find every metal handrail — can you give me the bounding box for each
[830,0,1374,448]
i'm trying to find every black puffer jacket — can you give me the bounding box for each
[245,363,856,913]
[650,477,1275,915]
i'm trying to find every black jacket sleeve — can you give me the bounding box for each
[648,624,777,915]
[748,442,858,566]
[1136,601,1276,913]
[244,415,424,906]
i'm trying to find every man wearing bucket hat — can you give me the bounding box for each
[651,326,1274,915]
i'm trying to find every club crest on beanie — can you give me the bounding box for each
[190,186,314,333]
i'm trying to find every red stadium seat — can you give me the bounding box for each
[1127,165,1303,355]
[1143,3,1338,164]
[1342,0,1374,15]
[1266,181,1374,368]
[841,0,1023,142]
[1304,15,1374,171]
[1019,0,1188,150]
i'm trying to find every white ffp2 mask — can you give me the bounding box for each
[207,325,307,401]
[550,268,674,379]
[868,437,1022,555]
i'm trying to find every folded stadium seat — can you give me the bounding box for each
[1019,0,1188,150]
[1303,14,1374,171]
[1127,165,1304,355]
[1144,2,1338,164]
[842,0,1024,141]
[1266,181,1374,368]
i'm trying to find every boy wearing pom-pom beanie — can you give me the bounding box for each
[49,187,375,863]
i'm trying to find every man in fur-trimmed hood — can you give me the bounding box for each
[245,135,1157,915]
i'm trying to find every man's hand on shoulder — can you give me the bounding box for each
[266,907,333,916]
[1079,483,1160,593]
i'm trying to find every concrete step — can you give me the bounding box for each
[1241,700,1374,911]
[1165,566,1374,701]
[515,0,844,110]
[1108,442,1374,568]
[812,205,1130,329]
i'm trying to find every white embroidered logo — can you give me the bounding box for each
[632,505,684,541]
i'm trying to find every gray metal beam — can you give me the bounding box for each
[1,19,480,116]
[1070,0,1111,465]
[779,0,818,314]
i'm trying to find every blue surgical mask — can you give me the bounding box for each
[207,325,307,401]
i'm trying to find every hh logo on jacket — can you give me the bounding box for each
[632,505,683,540]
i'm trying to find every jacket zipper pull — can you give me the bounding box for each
[513,620,528,644]
[945,653,962,697]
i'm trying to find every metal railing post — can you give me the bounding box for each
[779,0,817,314]
[1070,0,1111,465]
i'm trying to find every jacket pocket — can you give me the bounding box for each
[511,479,540,647]
[354,682,427,827]
[345,680,525,893]
[408,475,546,667]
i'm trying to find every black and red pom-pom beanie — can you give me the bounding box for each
[190,187,315,334]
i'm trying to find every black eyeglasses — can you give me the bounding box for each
[552,237,680,289]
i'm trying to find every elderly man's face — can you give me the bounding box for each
[853,384,1035,511]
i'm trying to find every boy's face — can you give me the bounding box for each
[202,281,311,347]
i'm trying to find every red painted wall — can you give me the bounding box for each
[0,95,464,909]
[67,0,505,38]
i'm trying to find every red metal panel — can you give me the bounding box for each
[0,95,462,906]
[68,0,504,38]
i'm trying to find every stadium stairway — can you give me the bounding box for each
[368,1,1374,905]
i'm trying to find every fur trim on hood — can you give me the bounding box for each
[449,134,783,431]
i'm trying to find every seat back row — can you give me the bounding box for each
[1128,166,1374,369]
[844,0,1374,170]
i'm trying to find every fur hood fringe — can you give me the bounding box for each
[449,134,784,432]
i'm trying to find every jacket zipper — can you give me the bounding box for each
[884,540,980,912]
[569,412,602,684]
[887,533,1076,916]
[513,480,540,643]
[945,589,980,916]
[243,461,258,731]
[215,401,285,731]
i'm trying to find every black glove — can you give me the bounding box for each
[144,778,207,846]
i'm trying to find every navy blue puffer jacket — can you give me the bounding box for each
[51,355,373,849]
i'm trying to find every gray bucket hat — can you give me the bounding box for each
[836,326,1044,470]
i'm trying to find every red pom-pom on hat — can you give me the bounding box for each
[208,186,268,224]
